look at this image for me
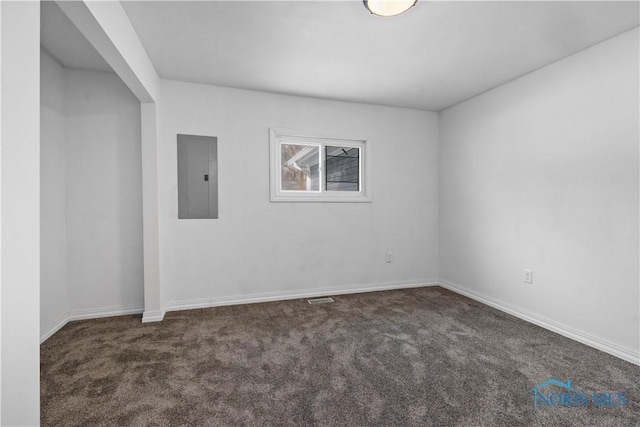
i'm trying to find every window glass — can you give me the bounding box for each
[281,144,320,191]
[326,146,359,192]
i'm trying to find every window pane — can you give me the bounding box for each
[326,146,359,191]
[281,144,320,191]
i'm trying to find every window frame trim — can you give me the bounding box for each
[269,127,372,203]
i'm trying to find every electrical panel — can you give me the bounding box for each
[177,134,218,219]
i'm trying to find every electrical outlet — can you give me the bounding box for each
[385,252,393,263]
[524,269,533,284]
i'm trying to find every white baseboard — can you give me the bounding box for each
[40,313,70,344]
[165,279,439,313]
[142,310,166,323]
[438,279,640,366]
[68,306,144,321]
[41,306,145,343]
[40,282,436,341]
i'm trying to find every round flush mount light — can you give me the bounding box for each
[364,0,417,17]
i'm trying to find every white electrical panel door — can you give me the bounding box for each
[177,134,218,219]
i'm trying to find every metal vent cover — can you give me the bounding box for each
[307,297,334,304]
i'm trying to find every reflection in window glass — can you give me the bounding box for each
[281,144,320,191]
[326,146,359,191]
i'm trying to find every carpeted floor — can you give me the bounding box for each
[41,287,639,426]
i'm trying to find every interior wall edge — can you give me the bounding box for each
[39,312,69,344]
[438,279,640,366]
[40,306,146,343]
[67,306,144,322]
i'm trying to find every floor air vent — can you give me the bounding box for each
[307,297,334,304]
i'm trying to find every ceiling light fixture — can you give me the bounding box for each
[364,0,417,17]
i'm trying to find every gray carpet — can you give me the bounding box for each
[41,287,639,426]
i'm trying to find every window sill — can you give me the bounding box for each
[270,194,372,203]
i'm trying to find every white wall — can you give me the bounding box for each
[1,1,41,424]
[439,28,639,359]
[65,68,144,314]
[39,53,145,328]
[40,49,69,338]
[158,81,439,306]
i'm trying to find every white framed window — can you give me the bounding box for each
[269,128,371,202]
